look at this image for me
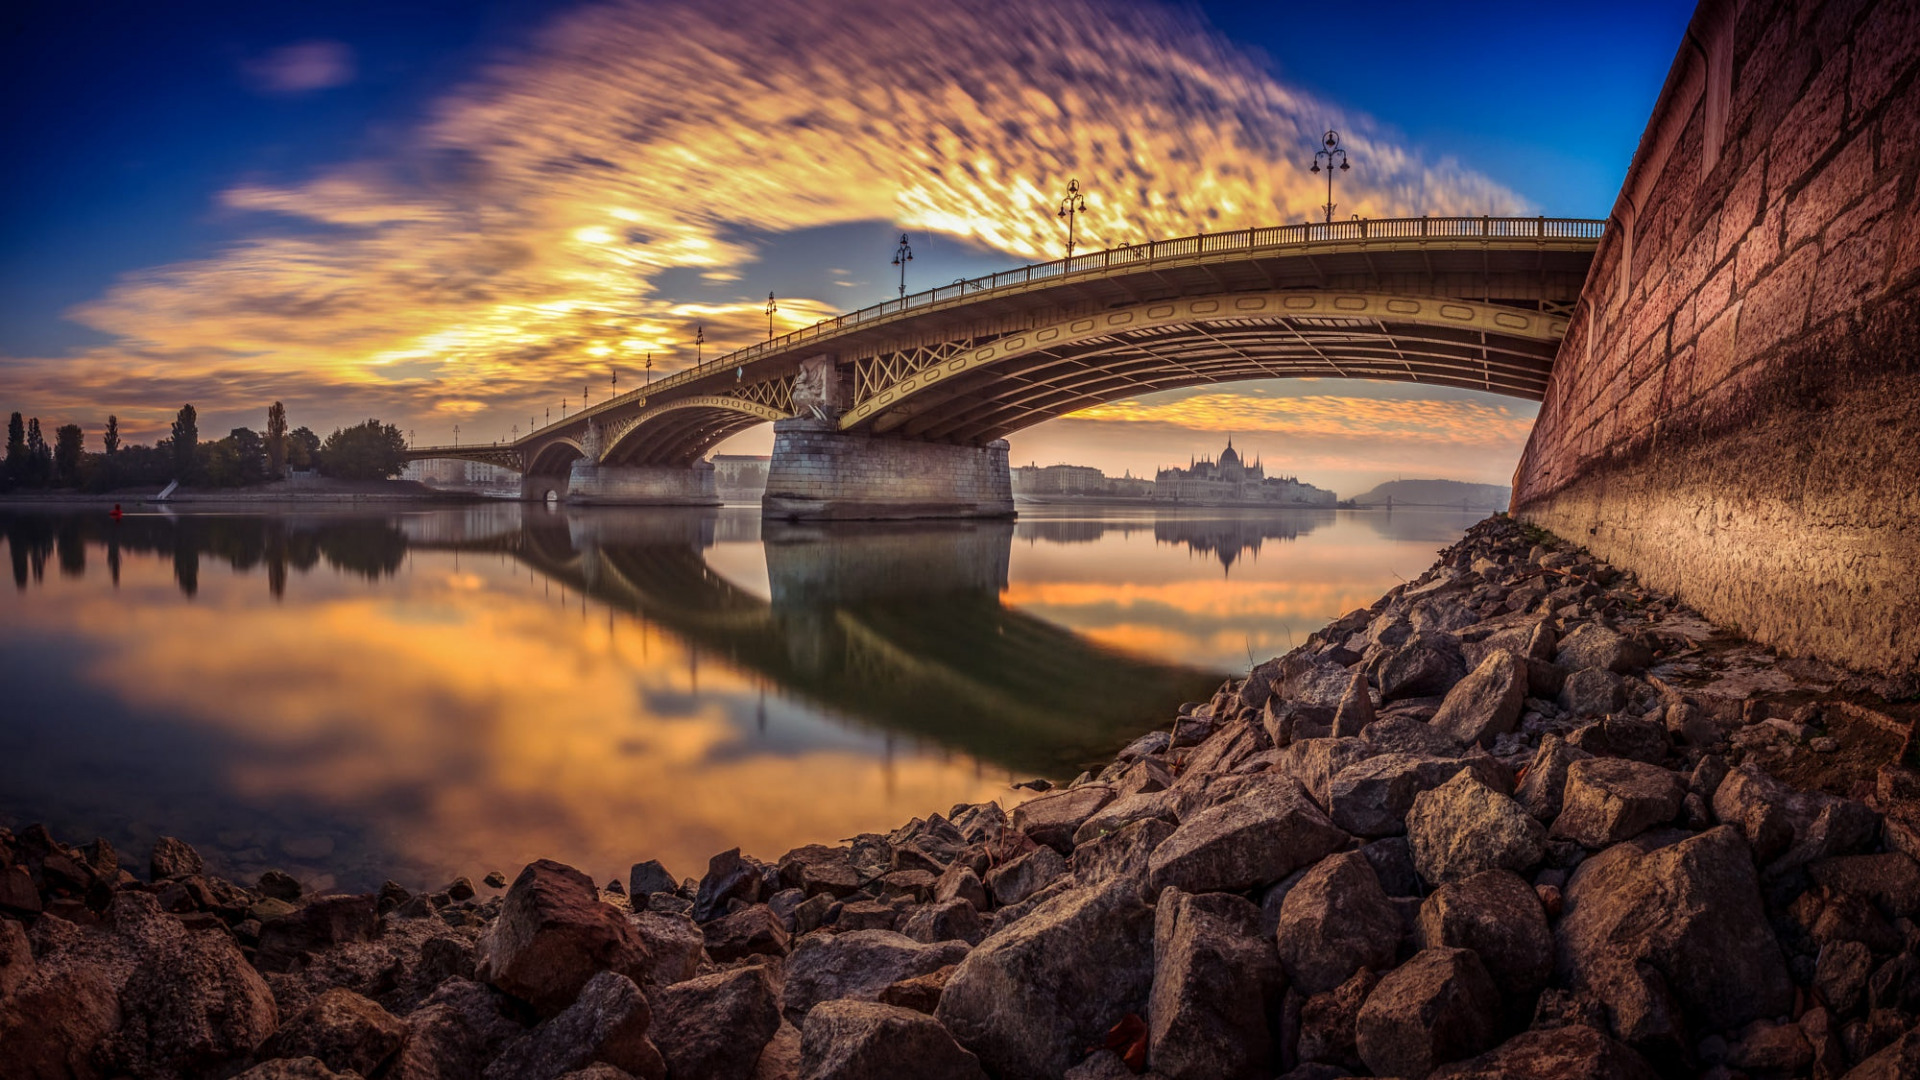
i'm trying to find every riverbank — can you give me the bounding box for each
[0,478,487,506]
[4,514,1917,1078]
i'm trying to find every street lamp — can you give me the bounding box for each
[645,351,653,387]
[892,233,913,298]
[453,424,460,448]
[766,292,778,341]
[1309,130,1351,224]
[1057,179,1087,259]
[695,324,703,364]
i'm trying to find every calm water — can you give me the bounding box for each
[0,501,1478,892]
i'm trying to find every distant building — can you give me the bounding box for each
[1012,462,1154,500]
[404,459,516,489]
[713,455,770,496]
[1153,439,1335,506]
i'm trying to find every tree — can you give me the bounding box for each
[287,426,321,471]
[227,427,266,484]
[53,424,84,486]
[4,413,22,485]
[103,415,120,456]
[170,404,198,482]
[265,402,288,479]
[25,419,51,486]
[319,419,408,480]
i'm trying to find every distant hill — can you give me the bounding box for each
[1347,479,1512,508]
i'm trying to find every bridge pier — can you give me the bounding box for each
[761,419,1014,521]
[566,461,719,506]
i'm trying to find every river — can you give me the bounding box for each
[0,501,1482,892]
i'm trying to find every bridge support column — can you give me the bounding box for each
[762,419,1014,521]
[566,461,719,505]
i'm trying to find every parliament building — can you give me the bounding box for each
[1153,439,1336,507]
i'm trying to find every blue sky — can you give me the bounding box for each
[0,0,1695,490]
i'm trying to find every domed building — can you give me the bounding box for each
[1153,438,1336,507]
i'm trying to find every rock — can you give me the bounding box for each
[828,901,897,932]
[1072,818,1176,895]
[986,846,1068,907]
[932,864,990,912]
[1554,623,1651,675]
[750,1020,802,1080]
[108,922,280,1079]
[1557,826,1792,1035]
[1361,715,1464,757]
[936,878,1155,1080]
[259,988,407,1078]
[1814,939,1874,1015]
[630,911,705,992]
[875,965,955,1014]
[0,866,38,917]
[1355,947,1500,1079]
[1565,715,1668,764]
[651,966,781,1080]
[1297,968,1377,1072]
[484,971,665,1080]
[1557,668,1625,717]
[799,1000,988,1080]
[776,846,862,901]
[485,871,510,889]
[1809,853,1920,919]
[1327,753,1507,837]
[1011,785,1115,855]
[477,859,652,1017]
[1360,836,1422,897]
[233,1059,358,1079]
[1148,889,1283,1080]
[694,849,766,922]
[1516,734,1589,821]
[1332,671,1376,738]
[255,893,380,973]
[1377,633,1468,701]
[899,899,985,945]
[1847,1026,1920,1079]
[1712,764,1880,873]
[1274,851,1400,995]
[1407,770,1545,885]
[704,905,790,961]
[1549,758,1686,849]
[446,876,477,902]
[0,917,33,1000]
[1118,730,1172,762]
[1416,870,1552,997]
[258,869,303,902]
[1427,1023,1656,1079]
[1430,651,1527,747]
[387,977,525,1080]
[150,836,205,881]
[782,931,970,1021]
[1071,792,1178,848]
[1725,1017,1813,1075]
[1271,737,1374,809]
[1148,775,1347,895]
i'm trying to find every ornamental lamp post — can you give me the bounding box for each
[892,233,913,298]
[766,292,778,341]
[1057,178,1087,259]
[1309,129,1351,224]
[695,324,703,364]
[645,352,653,386]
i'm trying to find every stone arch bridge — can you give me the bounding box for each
[406,216,1602,517]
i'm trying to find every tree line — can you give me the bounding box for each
[1,403,410,492]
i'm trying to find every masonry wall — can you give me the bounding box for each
[566,461,718,505]
[763,419,1016,520]
[1512,0,1920,674]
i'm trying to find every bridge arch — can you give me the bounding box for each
[601,396,793,468]
[838,291,1567,444]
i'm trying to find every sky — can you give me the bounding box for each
[0,0,1695,496]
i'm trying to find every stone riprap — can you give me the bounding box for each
[3,515,1918,1079]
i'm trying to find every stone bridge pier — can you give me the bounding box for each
[566,460,717,506]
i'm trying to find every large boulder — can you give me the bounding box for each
[255,894,380,974]
[1271,738,1374,809]
[1549,759,1685,849]
[149,836,206,882]
[703,905,790,962]
[1147,889,1283,1080]
[776,846,862,900]
[1429,651,1527,747]
[899,899,986,946]
[630,911,705,993]
[1274,851,1400,995]
[257,988,406,1078]
[1807,852,1920,919]
[1712,764,1880,873]
[1296,968,1378,1072]
[1327,753,1507,837]
[650,966,781,1080]
[1416,870,1552,998]
[482,971,665,1080]
[1354,947,1500,1079]
[781,931,970,1022]
[1515,734,1589,821]
[985,846,1068,907]
[478,860,652,1017]
[1377,633,1469,701]
[1407,770,1544,886]
[1428,1024,1657,1079]
[799,1000,988,1080]
[1011,786,1115,855]
[1554,623,1652,675]
[1556,826,1792,1037]
[108,924,280,1079]
[1147,775,1347,895]
[935,878,1155,1080]
[387,978,525,1080]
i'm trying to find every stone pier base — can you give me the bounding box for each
[566,461,718,505]
[762,419,1015,521]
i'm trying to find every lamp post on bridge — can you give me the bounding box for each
[1309,130,1351,223]
[892,233,913,298]
[694,324,703,365]
[453,424,460,448]
[646,352,653,387]
[766,292,778,342]
[1057,179,1087,259]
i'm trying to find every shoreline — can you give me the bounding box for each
[4,514,1918,1078]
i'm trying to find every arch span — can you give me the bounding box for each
[602,396,793,467]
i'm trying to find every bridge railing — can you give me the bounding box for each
[540,215,1604,441]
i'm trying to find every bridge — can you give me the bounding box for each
[406,215,1603,517]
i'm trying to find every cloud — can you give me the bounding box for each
[13,0,1526,443]
[244,41,356,95]
[1072,392,1537,447]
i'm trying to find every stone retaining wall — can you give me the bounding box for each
[1512,0,1920,674]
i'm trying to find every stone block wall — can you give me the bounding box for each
[566,461,718,505]
[763,419,1016,520]
[1512,0,1920,673]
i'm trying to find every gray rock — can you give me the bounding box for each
[1712,764,1880,873]
[630,911,705,993]
[108,922,280,1079]
[149,835,205,881]
[985,846,1068,907]
[1332,671,1376,738]
[899,899,985,946]
[1557,669,1624,717]
[1360,836,1422,897]
[388,978,525,1080]
[1549,758,1686,849]
[1148,775,1348,895]
[1297,968,1377,1071]
[478,860,652,1018]
[1554,623,1652,675]
[777,845,863,901]
[1360,716,1464,757]
[935,878,1155,1080]
[932,864,989,912]
[1011,785,1115,855]
[1426,1023,1656,1079]
[703,905,790,962]
[1274,851,1400,995]
[1416,870,1552,997]
[1148,889,1283,1080]
[1377,633,1469,701]
[694,849,766,922]
[483,971,664,1080]
[799,1000,988,1080]
[254,893,382,974]
[781,931,970,1022]
[1565,714,1668,764]
[1430,650,1527,747]
[1071,792,1178,849]
[1071,817,1176,895]
[258,988,406,1078]
[1516,734,1589,821]
[1407,770,1545,885]
[1355,947,1500,1079]
[1327,753,1508,838]
[651,966,781,1080]
[628,861,677,900]
[1272,737,1375,809]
